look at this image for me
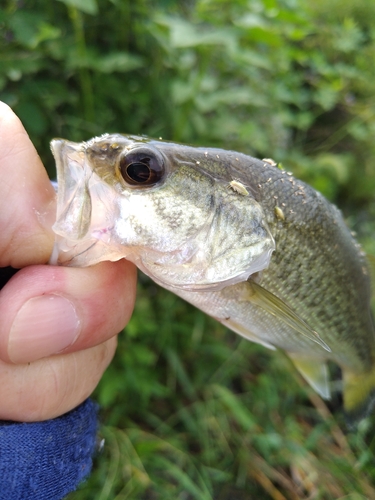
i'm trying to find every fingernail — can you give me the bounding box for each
[8,295,80,363]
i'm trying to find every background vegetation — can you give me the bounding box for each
[1,0,375,497]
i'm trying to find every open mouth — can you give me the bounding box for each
[49,139,129,267]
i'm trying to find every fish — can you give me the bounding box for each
[50,133,375,424]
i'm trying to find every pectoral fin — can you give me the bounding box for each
[221,318,276,350]
[247,280,331,352]
[289,354,331,399]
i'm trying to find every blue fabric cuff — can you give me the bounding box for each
[0,398,98,500]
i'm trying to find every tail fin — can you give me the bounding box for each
[343,366,375,427]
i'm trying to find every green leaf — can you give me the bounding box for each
[234,13,267,28]
[57,0,98,15]
[314,85,339,110]
[92,52,144,73]
[157,16,235,49]
[34,23,61,46]
[7,10,60,49]
[65,48,143,72]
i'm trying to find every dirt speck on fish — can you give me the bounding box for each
[50,134,375,424]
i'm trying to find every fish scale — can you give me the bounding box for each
[50,134,375,423]
[259,175,372,368]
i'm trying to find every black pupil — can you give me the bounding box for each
[119,149,164,187]
[127,162,150,183]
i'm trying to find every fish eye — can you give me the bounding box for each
[119,148,165,187]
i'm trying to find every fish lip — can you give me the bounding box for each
[50,138,128,267]
[50,138,93,265]
[50,138,65,178]
[50,138,69,167]
[50,138,85,171]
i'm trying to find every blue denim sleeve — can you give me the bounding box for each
[0,398,98,500]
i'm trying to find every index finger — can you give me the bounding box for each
[0,101,56,268]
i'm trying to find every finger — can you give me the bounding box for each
[0,336,117,421]
[0,259,137,364]
[0,101,56,267]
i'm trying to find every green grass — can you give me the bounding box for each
[67,281,375,499]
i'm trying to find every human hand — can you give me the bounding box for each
[0,102,137,422]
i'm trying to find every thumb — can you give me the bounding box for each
[0,101,56,268]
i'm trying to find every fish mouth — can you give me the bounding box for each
[49,139,126,267]
[50,138,81,171]
[50,138,91,241]
[49,139,93,265]
[50,138,86,188]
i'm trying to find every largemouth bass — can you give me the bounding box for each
[50,134,375,422]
